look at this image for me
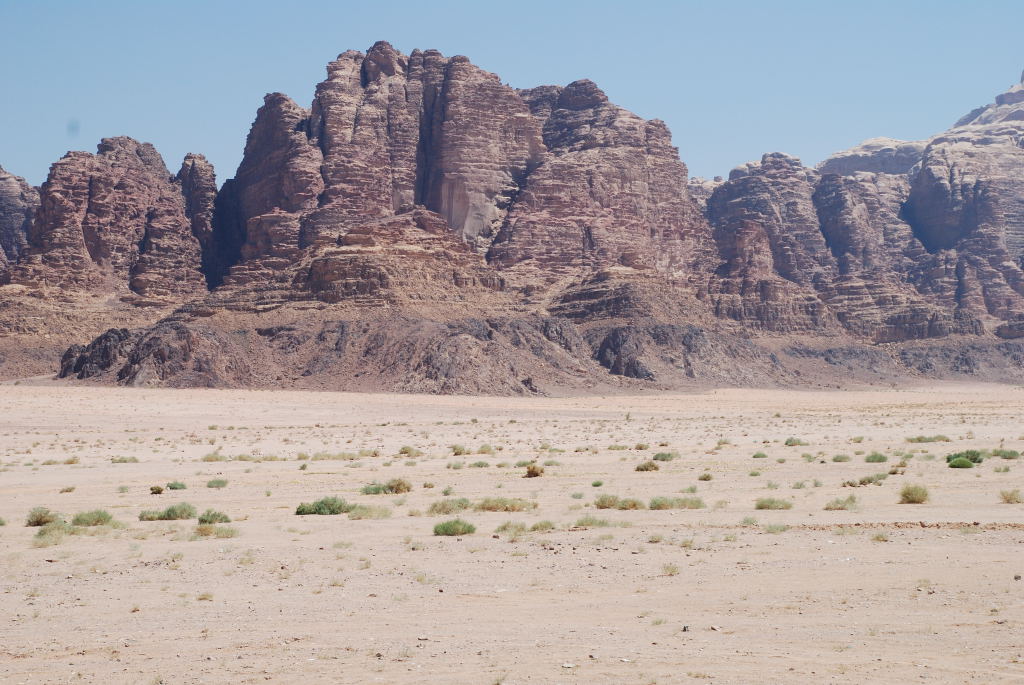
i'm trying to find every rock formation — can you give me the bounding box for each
[3,42,1024,392]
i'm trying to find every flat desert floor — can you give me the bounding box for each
[1,383,1023,684]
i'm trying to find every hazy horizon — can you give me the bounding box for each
[1,0,1021,186]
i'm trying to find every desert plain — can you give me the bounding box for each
[1,382,1023,684]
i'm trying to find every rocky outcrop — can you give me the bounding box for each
[0,166,37,273]
[10,137,210,301]
[10,44,1024,391]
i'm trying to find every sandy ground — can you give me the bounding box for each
[1,383,1023,684]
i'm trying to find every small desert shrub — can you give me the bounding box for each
[201,452,227,462]
[206,479,228,489]
[295,497,351,516]
[749,470,761,476]
[194,524,238,538]
[530,520,555,532]
[427,498,471,515]
[824,495,857,511]
[574,515,610,528]
[591,480,603,487]
[763,524,790,534]
[865,452,887,463]
[474,497,536,512]
[434,519,475,536]
[698,472,713,481]
[906,435,950,443]
[616,497,645,510]
[26,507,60,527]
[992,448,1020,459]
[635,460,659,472]
[999,489,1022,504]
[477,444,494,454]
[594,494,621,509]
[63,456,79,465]
[150,486,164,495]
[946,450,984,464]
[398,446,423,457]
[446,461,464,470]
[347,504,390,520]
[111,456,139,463]
[139,502,197,521]
[832,454,851,462]
[449,445,469,456]
[469,461,490,468]
[514,460,533,468]
[663,563,680,576]
[649,496,705,510]
[524,464,544,478]
[166,481,187,490]
[652,452,677,462]
[752,451,768,459]
[755,498,792,510]
[784,437,808,447]
[495,521,527,539]
[71,510,112,527]
[947,457,975,469]
[608,445,628,451]
[571,492,584,499]
[361,479,412,495]
[33,520,71,547]
[899,484,929,504]
[59,486,75,494]
[198,509,231,524]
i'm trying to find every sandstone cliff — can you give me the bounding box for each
[4,43,1023,392]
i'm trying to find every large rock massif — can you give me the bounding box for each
[5,42,1024,392]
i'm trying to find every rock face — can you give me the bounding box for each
[0,166,37,273]
[9,44,1024,391]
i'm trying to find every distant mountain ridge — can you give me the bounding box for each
[3,42,1024,392]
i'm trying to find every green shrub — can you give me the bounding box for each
[947,457,974,469]
[752,451,768,459]
[530,520,555,532]
[899,484,929,504]
[26,507,61,527]
[111,456,139,463]
[865,452,887,463]
[427,498,471,515]
[784,437,808,447]
[635,460,659,472]
[591,480,603,487]
[398,446,423,457]
[832,454,851,462]
[616,497,645,510]
[433,519,475,536]
[449,445,469,456]
[946,450,984,465]
[295,497,351,516]
[469,461,490,468]
[71,510,112,526]
[652,452,677,461]
[206,479,228,489]
[198,509,231,524]
[139,502,197,521]
[0,517,4,526]
[993,448,1020,459]
[514,460,533,468]
[594,494,621,509]
[755,498,792,510]
[166,481,187,490]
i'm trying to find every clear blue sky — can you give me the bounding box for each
[1,0,1021,186]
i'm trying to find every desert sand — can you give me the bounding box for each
[1,383,1023,684]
